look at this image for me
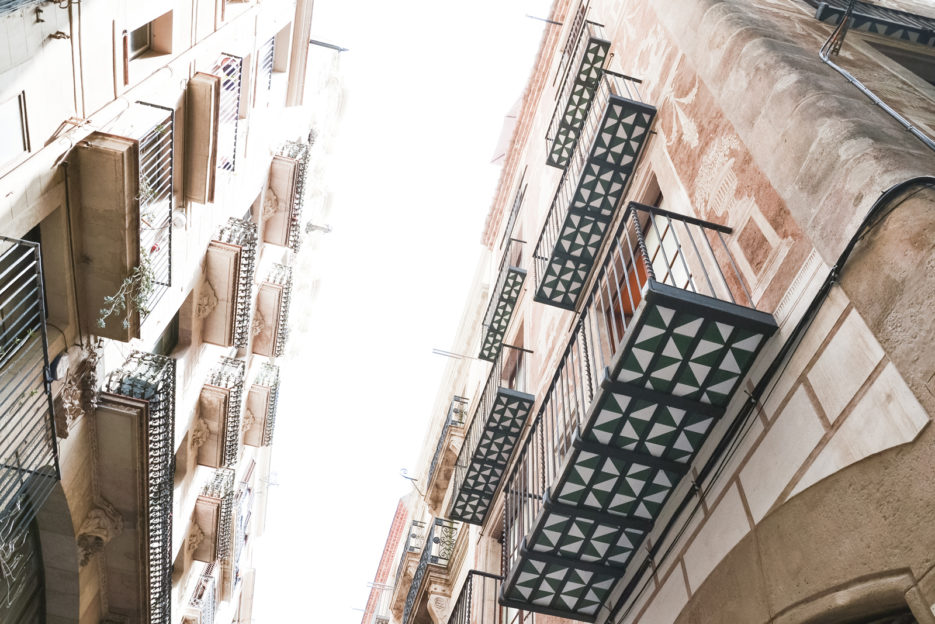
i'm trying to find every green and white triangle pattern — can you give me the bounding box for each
[590,393,715,464]
[506,557,616,617]
[532,509,647,570]
[450,491,487,525]
[538,256,591,308]
[674,324,763,407]
[556,211,608,261]
[569,161,628,219]
[591,103,653,171]
[554,449,682,521]
[479,268,527,361]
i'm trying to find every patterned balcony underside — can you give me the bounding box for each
[479,268,527,362]
[536,99,655,310]
[547,36,611,169]
[502,285,776,621]
[812,0,935,47]
[450,389,535,525]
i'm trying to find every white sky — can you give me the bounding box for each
[252,1,553,622]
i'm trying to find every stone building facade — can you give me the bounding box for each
[0,0,315,620]
[371,1,935,624]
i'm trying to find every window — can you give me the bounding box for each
[128,22,151,59]
[0,92,29,172]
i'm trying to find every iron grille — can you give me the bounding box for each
[214,219,257,348]
[394,519,427,588]
[260,37,275,93]
[232,483,253,581]
[427,396,469,490]
[0,236,57,618]
[447,570,502,624]
[214,54,243,172]
[254,362,279,446]
[0,0,41,16]
[202,469,235,562]
[402,518,460,624]
[205,357,245,467]
[104,351,175,624]
[275,141,310,252]
[137,103,174,316]
[189,565,217,624]
[266,264,293,357]
[807,0,935,46]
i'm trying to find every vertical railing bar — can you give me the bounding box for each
[666,215,695,293]
[631,208,655,281]
[717,230,754,308]
[700,227,732,303]
[648,210,674,286]
[683,220,716,298]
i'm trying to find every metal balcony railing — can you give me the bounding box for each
[546,20,612,169]
[427,396,469,491]
[137,103,174,315]
[479,239,527,362]
[214,54,243,172]
[213,219,258,348]
[0,236,58,557]
[205,357,245,467]
[534,72,654,311]
[189,564,217,624]
[501,204,777,621]
[402,518,460,624]
[201,468,235,562]
[255,362,280,446]
[394,519,427,589]
[275,141,311,253]
[267,263,294,357]
[232,482,253,584]
[104,351,175,624]
[446,570,502,624]
[449,347,534,525]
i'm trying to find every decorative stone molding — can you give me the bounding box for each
[191,418,210,449]
[242,408,257,433]
[262,187,281,221]
[77,500,124,567]
[426,593,450,624]
[252,308,267,338]
[196,279,219,319]
[187,524,205,555]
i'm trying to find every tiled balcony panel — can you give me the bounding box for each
[479,239,526,362]
[252,264,293,358]
[204,219,258,349]
[244,363,280,447]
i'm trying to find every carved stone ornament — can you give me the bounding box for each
[61,375,85,429]
[196,279,219,319]
[242,408,258,433]
[190,418,210,449]
[187,523,205,555]
[252,308,267,337]
[426,594,450,624]
[262,186,281,221]
[76,500,124,567]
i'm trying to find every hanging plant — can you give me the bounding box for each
[97,252,156,329]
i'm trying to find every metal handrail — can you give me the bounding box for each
[546,21,608,146]
[427,396,469,490]
[205,357,245,467]
[394,519,427,589]
[402,518,460,624]
[213,218,258,348]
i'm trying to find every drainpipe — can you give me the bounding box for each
[818,0,935,153]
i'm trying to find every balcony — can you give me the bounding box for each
[243,362,280,447]
[181,564,217,624]
[425,396,469,515]
[265,141,310,252]
[74,102,174,340]
[449,347,534,526]
[252,264,293,358]
[214,54,243,173]
[546,20,611,169]
[446,570,501,624]
[402,518,462,624]
[203,219,258,348]
[0,236,58,550]
[192,469,235,563]
[533,72,655,311]
[98,351,175,624]
[196,357,245,469]
[391,519,428,620]
[500,204,777,621]
[805,0,935,47]
[479,239,526,362]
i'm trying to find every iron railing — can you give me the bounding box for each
[534,71,646,298]
[214,54,243,172]
[205,357,245,467]
[275,141,310,252]
[232,482,253,583]
[266,264,294,357]
[202,468,235,562]
[545,20,611,168]
[254,362,280,446]
[189,564,217,624]
[260,36,275,93]
[504,203,756,576]
[451,345,530,509]
[137,103,174,315]
[0,236,58,584]
[479,238,526,361]
[104,351,175,624]
[402,518,460,624]
[807,0,935,45]
[447,570,502,624]
[499,182,525,249]
[394,519,427,588]
[213,218,257,348]
[427,396,469,489]
[554,1,590,90]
